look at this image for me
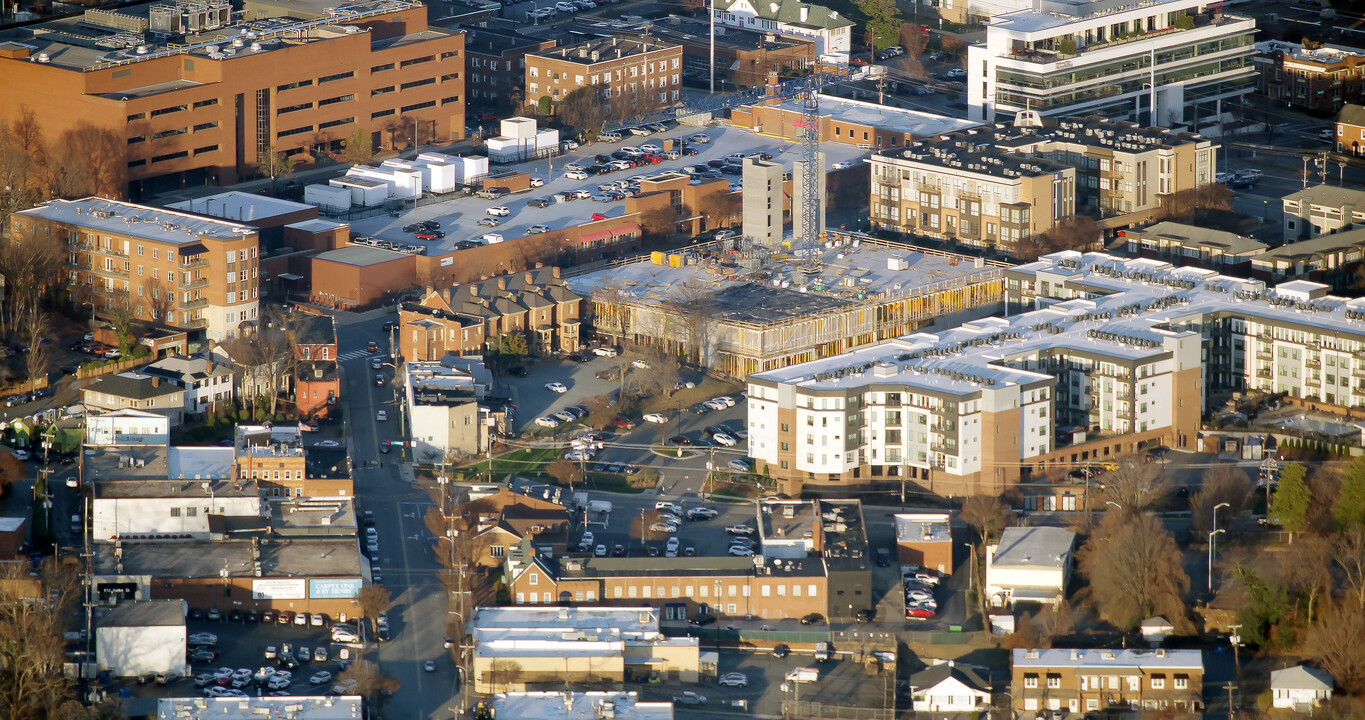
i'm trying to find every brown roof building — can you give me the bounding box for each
[594,16,815,90]
[399,266,582,360]
[1256,40,1365,116]
[462,26,556,115]
[0,0,466,197]
[525,36,682,108]
[15,197,260,341]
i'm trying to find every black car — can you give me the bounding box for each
[420,219,441,230]
[667,435,693,446]
[379,441,391,454]
[188,609,205,621]
[799,613,824,625]
[31,388,53,399]
[277,654,299,670]
[688,614,717,627]
[595,154,614,164]
[401,224,421,233]
[855,609,875,623]
[245,611,260,623]
[707,159,728,169]
[568,352,593,363]
[772,644,790,658]
[507,366,528,377]
[682,146,699,156]
[686,404,709,414]
[374,374,385,387]
[381,321,394,332]
[703,425,726,437]
[528,198,551,208]
[227,610,244,622]
[720,164,743,175]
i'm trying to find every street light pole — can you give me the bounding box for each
[1207,528,1225,594]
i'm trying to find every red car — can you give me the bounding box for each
[415,232,438,241]
[906,607,935,619]
[591,212,608,221]
[612,416,637,430]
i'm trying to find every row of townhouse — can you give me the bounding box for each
[748,250,1365,496]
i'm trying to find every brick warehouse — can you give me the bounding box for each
[0,0,465,197]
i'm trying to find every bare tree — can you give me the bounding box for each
[668,280,717,366]
[0,222,65,338]
[357,585,392,634]
[0,107,47,231]
[1284,534,1332,623]
[1013,216,1100,261]
[23,312,52,384]
[335,659,399,703]
[590,278,632,345]
[1190,465,1253,533]
[1077,513,1189,630]
[1336,528,1365,610]
[0,559,83,720]
[961,495,1013,545]
[222,307,301,417]
[255,145,300,195]
[1100,459,1168,516]
[1304,600,1365,694]
[46,123,127,200]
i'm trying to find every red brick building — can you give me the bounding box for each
[293,313,340,416]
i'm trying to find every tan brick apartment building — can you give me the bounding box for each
[525,37,682,107]
[399,266,582,360]
[869,116,1216,253]
[1012,648,1204,715]
[598,16,815,90]
[14,197,259,341]
[0,0,465,197]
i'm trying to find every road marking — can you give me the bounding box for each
[338,350,378,362]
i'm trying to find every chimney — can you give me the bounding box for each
[524,272,534,285]
[151,377,160,387]
[552,267,561,278]
[535,262,544,269]
[497,278,507,290]
[469,285,479,296]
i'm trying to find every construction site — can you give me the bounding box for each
[568,233,1006,379]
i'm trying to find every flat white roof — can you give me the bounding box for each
[991,526,1075,569]
[770,94,981,138]
[1013,647,1202,670]
[491,692,674,720]
[167,447,235,480]
[470,606,661,639]
[166,191,314,223]
[18,197,254,245]
[894,512,952,544]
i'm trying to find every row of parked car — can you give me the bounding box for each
[903,568,941,620]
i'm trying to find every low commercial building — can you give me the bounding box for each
[1120,222,1267,276]
[468,607,700,693]
[574,234,1005,379]
[95,600,188,678]
[1271,665,1334,711]
[1282,184,1365,240]
[487,692,673,720]
[893,512,953,575]
[985,526,1075,607]
[89,448,252,540]
[525,37,682,107]
[156,696,363,720]
[1248,227,1365,293]
[82,374,187,425]
[1258,40,1365,116]
[1011,648,1204,715]
[715,0,852,58]
[730,96,979,150]
[404,357,494,462]
[309,246,417,309]
[166,192,318,254]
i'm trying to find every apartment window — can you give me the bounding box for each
[278,80,314,91]
[440,72,460,82]
[319,94,356,107]
[1150,674,1165,689]
[319,117,354,130]
[128,136,145,145]
[193,145,218,155]
[127,112,145,122]
[1046,674,1061,689]
[278,102,314,114]
[193,121,218,132]
[441,96,460,105]
[151,151,188,163]
[151,104,187,117]
[170,507,181,517]
[372,109,396,119]
[400,78,436,91]
[151,127,187,140]
[441,50,459,59]
[318,71,354,84]
[278,125,314,138]
[1024,674,1038,689]
[401,101,436,112]
[192,98,218,109]
[400,55,434,68]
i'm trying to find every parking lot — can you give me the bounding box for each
[350,125,867,251]
[629,651,893,715]
[109,615,367,702]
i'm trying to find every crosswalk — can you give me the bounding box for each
[337,349,378,362]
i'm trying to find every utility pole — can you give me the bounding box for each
[1303,155,1309,188]
[1223,680,1237,720]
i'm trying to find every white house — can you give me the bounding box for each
[95,600,188,678]
[716,0,852,58]
[1140,616,1174,644]
[907,663,991,713]
[985,526,1075,606]
[1271,665,1334,710]
[85,409,170,447]
[143,353,236,416]
[403,357,493,463]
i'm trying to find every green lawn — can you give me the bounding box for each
[466,447,560,480]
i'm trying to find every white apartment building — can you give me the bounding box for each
[717,0,853,58]
[967,0,1256,130]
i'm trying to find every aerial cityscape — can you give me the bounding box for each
[3,0,1365,718]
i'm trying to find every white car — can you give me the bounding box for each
[578,532,595,550]
[530,176,545,187]
[206,687,248,699]
[563,162,585,171]
[643,413,668,424]
[554,0,575,8]
[562,140,581,150]
[189,632,219,644]
[650,521,679,533]
[564,170,588,180]
[674,380,696,390]
[553,410,577,423]
[726,525,754,535]
[703,399,728,411]
[593,346,618,357]
[376,410,387,421]
[631,359,649,368]
[527,225,551,234]
[713,396,735,407]
[486,205,510,216]
[640,142,663,153]
[728,546,755,557]
[572,189,592,199]
[689,133,710,144]
[545,382,568,393]
[309,671,333,685]
[906,588,932,601]
[831,161,855,170]
[594,544,608,557]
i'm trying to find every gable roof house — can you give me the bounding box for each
[907,663,992,713]
[1271,665,1334,710]
[716,0,852,58]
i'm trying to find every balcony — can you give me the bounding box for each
[1255,349,1273,361]
[77,242,127,257]
[89,264,129,279]
[1004,13,1240,65]
[179,259,209,270]
[1255,368,1272,379]
[930,442,956,454]
[178,277,210,290]
[1306,358,1321,369]
[179,297,209,310]
[181,318,209,329]
[1305,376,1321,387]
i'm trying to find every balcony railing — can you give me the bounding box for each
[89,264,129,279]
[180,297,209,310]
[178,277,210,290]
[179,259,209,270]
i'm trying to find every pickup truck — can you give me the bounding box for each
[474,188,508,200]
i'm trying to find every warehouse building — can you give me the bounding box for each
[95,599,188,678]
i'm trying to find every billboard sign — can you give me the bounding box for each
[252,578,307,600]
[309,578,362,599]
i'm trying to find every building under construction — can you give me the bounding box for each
[569,233,1006,379]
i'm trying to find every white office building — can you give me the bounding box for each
[966,0,1256,130]
[985,526,1076,606]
